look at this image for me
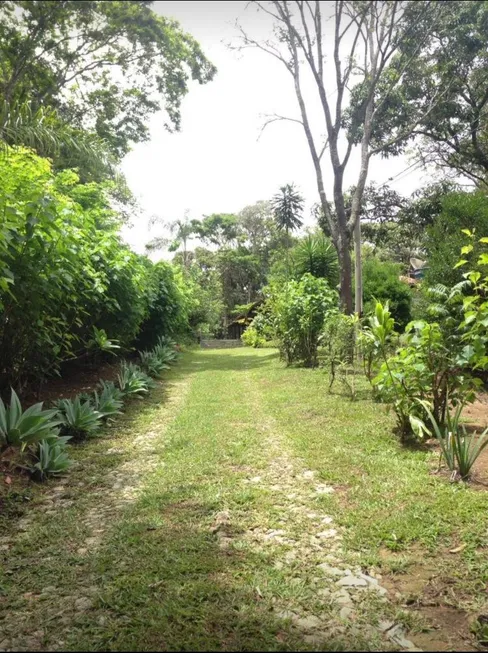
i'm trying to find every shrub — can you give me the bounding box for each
[56,397,103,439]
[291,233,339,288]
[362,255,412,329]
[320,312,357,398]
[0,147,191,394]
[266,273,337,367]
[0,389,61,450]
[367,302,481,439]
[241,326,265,348]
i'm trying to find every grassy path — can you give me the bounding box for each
[1,349,487,651]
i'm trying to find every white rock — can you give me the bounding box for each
[339,607,353,620]
[336,575,368,587]
[317,529,338,539]
[74,597,92,611]
[378,620,395,632]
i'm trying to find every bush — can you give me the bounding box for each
[320,312,357,398]
[0,147,191,395]
[366,302,481,439]
[362,255,412,329]
[266,273,337,367]
[117,362,153,397]
[241,325,266,348]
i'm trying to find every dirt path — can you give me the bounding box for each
[0,349,476,651]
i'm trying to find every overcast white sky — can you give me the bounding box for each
[121,0,431,258]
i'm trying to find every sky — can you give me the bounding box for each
[120,1,432,258]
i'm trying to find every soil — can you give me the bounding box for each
[23,360,120,406]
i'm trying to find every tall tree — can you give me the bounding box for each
[0,1,216,164]
[146,210,195,271]
[374,1,488,186]
[238,1,448,313]
[272,183,304,236]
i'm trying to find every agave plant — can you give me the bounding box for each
[0,389,61,451]
[117,363,152,398]
[152,341,178,365]
[414,399,488,480]
[56,396,103,439]
[93,385,123,420]
[31,436,72,481]
[139,350,170,378]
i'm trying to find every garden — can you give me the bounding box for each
[1,1,488,651]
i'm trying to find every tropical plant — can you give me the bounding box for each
[87,327,121,356]
[0,389,61,450]
[56,397,103,439]
[139,350,170,378]
[362,255,412,329]
[92,385,124,420]
[292,233,339,288]
[367,302,481,439]
[117,363,152,398]
[414,399,488,481]
[30,436,72,481]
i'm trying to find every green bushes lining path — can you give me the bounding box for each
[0,147,191,395]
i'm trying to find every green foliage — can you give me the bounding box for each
[31,436,72,481]
[320,313,357,398]
[266,273,337,367]
[92,386,124,421]
[0,1,216,162]
[424,191,488,288]
[87,327,121,356]
[0,389,60,450]
[415,400,488,481]
[117,363,153,398]
[272,183,304,235]
[362,255,412,329]
[241,326,265,348]
[291,233,339,288]
[0,147,190,392]
[367,302,481,439]
[56,397,103,440]
[139,351,170,378]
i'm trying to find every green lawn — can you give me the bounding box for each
[1,348,487,651]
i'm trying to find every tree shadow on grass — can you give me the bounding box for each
[65,487,360,653]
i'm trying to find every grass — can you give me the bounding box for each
[1,348,488,651]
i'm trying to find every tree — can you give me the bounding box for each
[0,1,216,162]
[271,183,304,236]
[292,233,339,288]
[376,1,488,186]
[238,1,448,313]
[192,213,239,248]
[146,211,195,270]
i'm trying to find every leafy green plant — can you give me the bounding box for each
[117,363,152,397]
[93,385,123,420]
[414,399,488,480]
[139,350,170,378]
[56,397,103,439]
[265,273,337,367]
[367,301,480,439]
[0,389,61,450]
[87,326,121,356]
[30,436,72,481]
[241,325,265,348]
[320,312,358,399]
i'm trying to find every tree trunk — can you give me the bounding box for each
[337,232,353,314]
[354,216,363,316]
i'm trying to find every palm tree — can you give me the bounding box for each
[146,210,195,271]
[0,100,110,173]
[272,183,304,236]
